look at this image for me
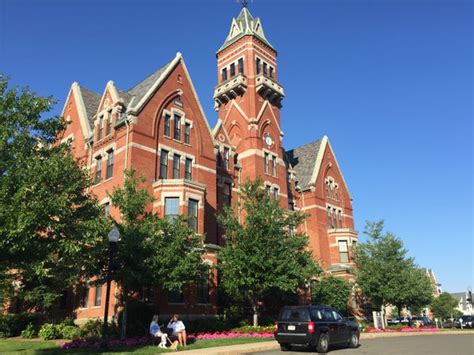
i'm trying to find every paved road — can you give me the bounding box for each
[250,334,474,355]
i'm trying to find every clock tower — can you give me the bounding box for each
[214,6,288,203]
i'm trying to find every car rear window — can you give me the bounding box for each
[280,308,311,322]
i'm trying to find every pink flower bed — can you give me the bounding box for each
[62,331,273,350]
[188,331,274,340]
[366,327,439,333]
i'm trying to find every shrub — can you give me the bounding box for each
[79,318,103,339]
[61,325,81,340]
[0,313,41,337]
[20,323,37,338]
[39,323,61,340]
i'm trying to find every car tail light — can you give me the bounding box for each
[308,321,315,333]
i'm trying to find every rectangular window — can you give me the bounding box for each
[269,66,274,78]
[266,185,271,196]
[97,117,103,140]
[263,62,268,75]
[264,152,269,174]
[94,157,102,184]
[164,197,179,220]
[339,240,349,263]
[184,123,191,144]
[272,155,277,176]
[327,206,332,228]
[173,154,181,179]
[332,208,337,229]
[168,288,184,304]
[164,114,171,137]
[159,149,169,179]
[80,287,89,308]
[256,58,261,74]
[222,67,228,81]
[174,115,181,140]
[94,285,102,307]
[197,280,210,304]
[188,199,198,232]
[104,202,110,217]
[273,187,279,200]
[238,58,244,74]
[106,150,114,179]
[230,63,236,77]
[105,118,111,136]
[338,210,343,228]
[223,147,230,170]
[223,182,232,207]
[185,158,192,180]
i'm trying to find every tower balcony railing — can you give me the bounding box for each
[213,73,247,109]
[255,73,285,107]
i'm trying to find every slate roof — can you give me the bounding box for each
[219,7,274,52]
[79,86,101,125]
[127,59,175,106]
[286,139,323,190]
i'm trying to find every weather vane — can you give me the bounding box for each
[237,0,252,8]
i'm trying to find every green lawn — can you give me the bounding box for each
[0,337,271,354]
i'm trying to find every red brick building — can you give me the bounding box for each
[60,7,358,321]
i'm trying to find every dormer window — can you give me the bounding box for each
[174,115,181,141]
[97,117,103,140]
[164,114,171,137]
[105,110,112,136]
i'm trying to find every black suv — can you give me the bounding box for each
[274,305,359,353]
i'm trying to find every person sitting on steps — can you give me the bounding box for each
[167,314,187,347]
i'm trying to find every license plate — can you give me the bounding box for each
[288,325,295,331]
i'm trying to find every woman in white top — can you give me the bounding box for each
[167,314,187,347]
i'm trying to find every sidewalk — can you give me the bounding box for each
[179,330,474,354]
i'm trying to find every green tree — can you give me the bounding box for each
[430,292,460,320]
[0,76,107,313]
[106,170,209,337]
[217,179,321,326]
[312,275,352,313]
[354,221,433,316]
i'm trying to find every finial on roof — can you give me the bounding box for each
[237,0,251,8]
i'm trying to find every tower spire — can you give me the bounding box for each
[238,0,250,8]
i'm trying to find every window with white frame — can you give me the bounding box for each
[94,285,102,307]
[97,116,103,140]
[272,155,277,176]
[94,156,102,184]
[185,158,192,180]
[164,114,171,137]
[273,187,279,200]
[106,149,114,179]
[173,154,181,179]
[159,149,168,179]
[164,197,179,221]
[173,114,181,140]
[264,152,269,174]
[188,199,198,232]
[338,240,349,263]
[184,122,191,144]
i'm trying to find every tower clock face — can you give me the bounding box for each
[264,135,273,147]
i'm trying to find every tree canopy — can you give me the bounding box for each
[430,292,460,320]
[353,221,433,314]
[312,275,352,313]
[105,170,209,336]
[217,179,321,326]
[0,76,107,312]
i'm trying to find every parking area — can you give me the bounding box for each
[250,334,474,355]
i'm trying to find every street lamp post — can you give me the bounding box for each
[103,226,120,339]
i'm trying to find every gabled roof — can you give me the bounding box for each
[78,86,101,125]
[286,138,323,190]
[218,7,274,52]
[127,59,175,106]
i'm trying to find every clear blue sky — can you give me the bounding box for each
[1,0,472,292]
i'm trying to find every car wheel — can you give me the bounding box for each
[348,331,359,348]
[280,343,291,351]
[316,333,329,353]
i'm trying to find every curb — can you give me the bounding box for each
[361,329,474,339]
[179,340,279,354]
